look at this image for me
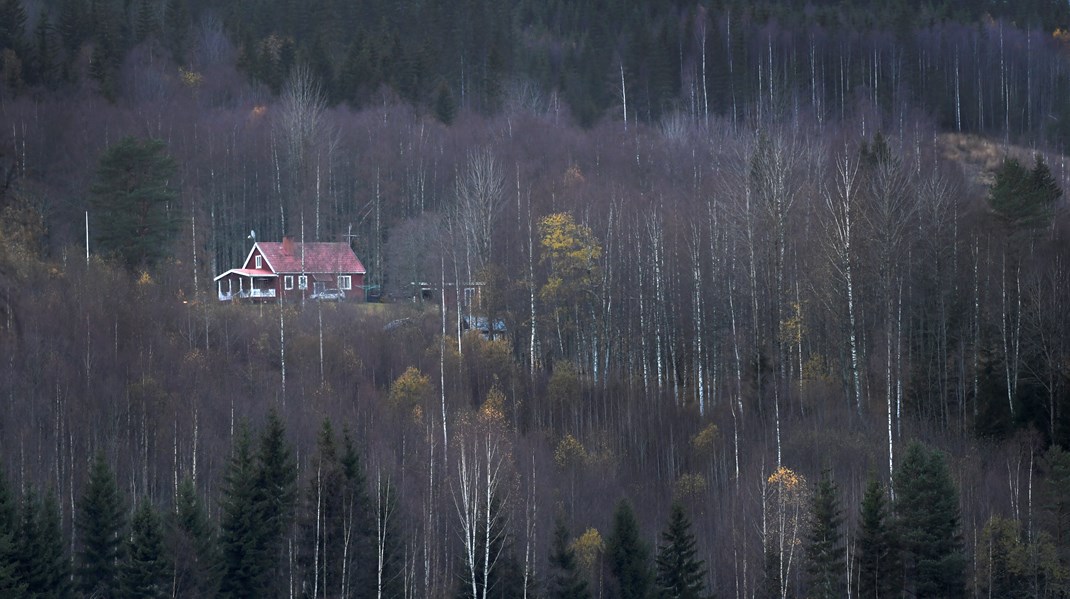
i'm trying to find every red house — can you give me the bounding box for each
[214,238,367,302]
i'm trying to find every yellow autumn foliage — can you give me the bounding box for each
[674,473,707,500]
[690,422,718,457]
[388,366,431,409]
[570,528,604,573]
[768,466,803,491]
[554,433,587,469]
[479,386,506,426]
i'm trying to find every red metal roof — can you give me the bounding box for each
[254,241,367,275]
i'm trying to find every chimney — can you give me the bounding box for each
[282,237,295,256]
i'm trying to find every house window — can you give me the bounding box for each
[284,275,294,290]
[338,275,352,290]
[298,275,308,290]
[255,255,262,269]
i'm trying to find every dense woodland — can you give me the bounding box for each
[1,0,1070,597]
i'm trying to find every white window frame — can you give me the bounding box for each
[298,275,308,290]
[284,275,294,290]
[255,255,262,269]
[338,275,352,290]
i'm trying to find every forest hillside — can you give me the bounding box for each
[0,0,1069,597]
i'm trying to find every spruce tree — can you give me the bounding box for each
[1040,445,1070,563]
[547,516,591,599]
[856,476,900,598]
[0,468,23,596]
[162,0,189,63]
[894,442,966,598]
[300,419,359,595]
[76,452,126,598]
[654,503,707,599]
[457,493,527,599]
[988,155,1062,232]
[120,501,169,598]
[373,474,406,598]
[606,499,653,599]
[218,425,266,598]
[341,425,376,593]
[170,476,218,597]
[18,489,71,597]
[255,408,298,597]
[0,0,27,55]
[805,471,844,599]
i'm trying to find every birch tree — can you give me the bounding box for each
[822,146,864,416]
[455,148,505,279]
[452,390,517,599]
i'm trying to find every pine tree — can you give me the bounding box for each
[170,476,219,597]
[88,136,180,270]
[805,471,844,599]
[894,441,966,598]
[18,489,71,597]
[654,503,707,599]
[547,516,591,599]
[856,476,900,598]
[120,501,169,598]
[76,452,126,598]
[606,499,653,599]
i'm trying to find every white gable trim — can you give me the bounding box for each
[241,243,277,273]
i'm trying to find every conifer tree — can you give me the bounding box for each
[255,408,298,596]
[0,0,27,55]
[219,425,266,598]
[29,13,56,88]
[120,500,169,598]
[300,419,362,596]
[135,0,157,44]
[456,493,527,599]
[606,499,653,599]
[0,468,23,596]
[547,516,590,599]
[17,490,71,597]
[1040,445,1070,563]
[654,503,707,599]
[894,442,966,598]
[88,136,179,270]
[170,476,218,597]
[373,473,406,598]
[856,476,900,598]
[76,452,126,598]
[805,471,844,599]
[162,0,189,63]
[988,155,1062,232]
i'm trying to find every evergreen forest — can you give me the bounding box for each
[1,0,1070,596]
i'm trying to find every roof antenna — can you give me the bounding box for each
[248,230,256,242]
